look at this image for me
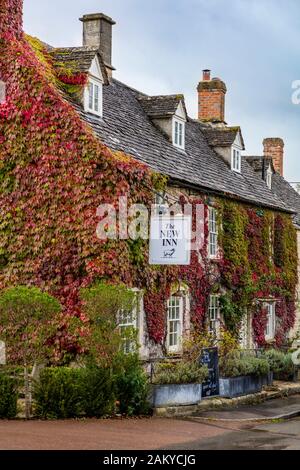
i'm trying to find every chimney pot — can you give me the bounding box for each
[203,69,211,81]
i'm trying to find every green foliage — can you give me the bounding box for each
[0,372,18,419]
[218,199,298,344]
[113,353,150,416]
[183,328,240,362]
[263,349,295,380]
[34,356,150,419]
[80,282,137,366]
[80,364,115,418]
[153,361,208,385]
[33,367,83,419]
[0,286,61,366]
[219,294,245,335]
[219,351,270,378]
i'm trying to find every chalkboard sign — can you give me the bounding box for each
[200,347,219,398]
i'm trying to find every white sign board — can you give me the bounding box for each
[149,216,191,265]
[0,341,6,365]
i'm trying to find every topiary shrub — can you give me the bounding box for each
[81,365,115,418]
[263,349,295,381]
[0,372,18,419]
[219,351,270,378]
[114,354,150,416]
[33,367,83,419]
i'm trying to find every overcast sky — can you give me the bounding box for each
[23,0,300,181]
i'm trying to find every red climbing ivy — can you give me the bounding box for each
[0,1,298,358]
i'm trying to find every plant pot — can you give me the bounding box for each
[150,383,202,408]
[219,374,271,398]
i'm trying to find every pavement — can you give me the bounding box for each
[191,394,300,422]
[0,395,300,450]
[0,417,238,450]
[176,418,300,450]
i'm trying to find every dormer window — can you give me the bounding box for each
[266,165,272,189]
[232,147,241,173]
[85,77,103,117]
[173,118,185,150]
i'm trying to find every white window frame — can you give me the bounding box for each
[266,165,272,189]
[264,301,276,341]
[208,207,218,258]
[84,76,103,117]
[172,117,185,150]
[167,295,183,353]
[231,146,241,173]
[118,289,144,354]
[208,295,220,336]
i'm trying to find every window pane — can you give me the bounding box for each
[88,83,93,109]
[168,296,182,349]
[264,302,275,338]
[209,208,218,257]
[208,295,220,334]
[175,122,179,144]
[179,123,183,146]
[119,307,137,354]
[237,151,240,170]
[94,84,99,111]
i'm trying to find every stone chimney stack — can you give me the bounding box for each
[80,13,115,77]
[197,70,227,123]
[0,0,23,39]
[263,138,284,176]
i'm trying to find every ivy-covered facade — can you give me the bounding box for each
[0,1,298,363]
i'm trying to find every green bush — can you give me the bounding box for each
[0,373,18,419]
[153,361,208,385]
[114,354,150,416]
[219,351,270,378]
[33,367,83,419]
[81,365,115,418]
[263,349,295,380]
[33,358,150,419]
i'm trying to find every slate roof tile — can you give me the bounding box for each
[73,79,289,213]
[138,95,186,118]
[49,46,109,83]
[246,156,300,225]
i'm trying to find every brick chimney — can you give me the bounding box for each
[263,138,284,176]
[0,0,23,39]
[80,13,115,77]
[197,70,227,123]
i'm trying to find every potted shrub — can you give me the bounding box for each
[263,349,296,382]
[219,351,271,398]
[150,361,208,407]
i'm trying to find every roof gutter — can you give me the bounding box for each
[168,177,295,215]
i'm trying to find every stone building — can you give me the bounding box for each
[0,3,299,361]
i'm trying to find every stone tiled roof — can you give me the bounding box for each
[49,46,108,83]
[72,79,290,213]
[138,95,186,118]
[246,155,300,226]
[202,126,245,150]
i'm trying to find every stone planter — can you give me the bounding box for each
[219,373,273,398]
[150,383,202,408]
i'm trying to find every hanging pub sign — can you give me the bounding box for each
[149,215,191,265]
